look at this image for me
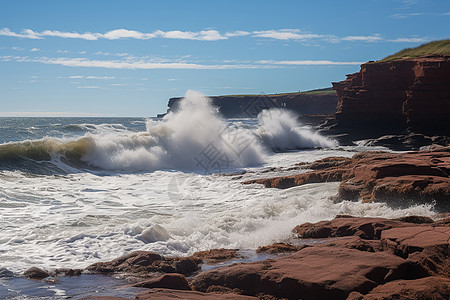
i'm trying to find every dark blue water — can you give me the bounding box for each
[0,117,148,144]
[0,274,145,299]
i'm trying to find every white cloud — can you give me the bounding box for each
[69,75,84,79]
[0,27,434,45]
[77,86,101,89]
[225,31,251,37]
[6,54,365,70]
[86,76,115,80]
[30,48,40,52]
[0,28,41,39]
[252,29,323,40]
[390,12,425,19]
[155,29,227,41]
[41,30,99,40]
[389,37,428,43]
[0,27,227,41]
[102,29,156,40]
[258,60,363,65]
[341,35,382,42]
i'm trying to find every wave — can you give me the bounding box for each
[0,90,336,173]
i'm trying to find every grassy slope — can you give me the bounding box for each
[379,39,450,62]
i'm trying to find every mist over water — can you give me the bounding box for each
[256,108,337,151]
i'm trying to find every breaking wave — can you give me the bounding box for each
[0,90,336,173]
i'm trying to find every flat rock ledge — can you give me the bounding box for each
[244,146,450,211]
[64,215,448,299]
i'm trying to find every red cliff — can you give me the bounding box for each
[332,55,450,134]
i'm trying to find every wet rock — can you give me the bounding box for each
[245,147,450,211]
[136,288,257,299]
[394,215,434,224]
[191,246,413,300]
[292,216,407,240]
[133,273,191,290]
[256,242,306,254]
[362,276,450,300]
[192,248,240,263]
[86,251,201,276]
[24,267,49,279]
[54,268,82,276]
[0,267,14,278]
[381,225,450,276]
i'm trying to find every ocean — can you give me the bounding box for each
[0,91,435,298]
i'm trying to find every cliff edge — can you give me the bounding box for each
[331,44,450,136]
[163,88,337,118]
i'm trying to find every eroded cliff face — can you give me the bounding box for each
[332,55,450,134]
[166,92,337,118]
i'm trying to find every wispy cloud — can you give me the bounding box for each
[154,29,227,41]
[86,76,115,80]
[252,29,323,40]
[1,27,431,44]
[390,12,425,19]
[30,48,40,52]
[77,86,101,89]
[225,31,251,37]
[389,37,429,43]
[0,28,228,41]
[341,35,382,42]
[0,28,41,39]
[258,60,363,66]
[2,54,364,70]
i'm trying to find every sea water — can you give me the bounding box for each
[0,91,435,279]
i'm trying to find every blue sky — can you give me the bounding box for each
[1,0,449,117]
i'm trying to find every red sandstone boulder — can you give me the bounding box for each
[85,251,201,276]
[256,242,305,254]
[136,288,257,299]
[356,276,450,300]
[23,267,49,279]
[381,226,450,277]
[191,246,419,300]
[292,216,408,240]
[244,147,450,210]
[132,273,191,290]
[192,248,240,263]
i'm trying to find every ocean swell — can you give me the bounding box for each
[0,90,336,173]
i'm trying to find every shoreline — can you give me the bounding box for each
[3,146,449,299]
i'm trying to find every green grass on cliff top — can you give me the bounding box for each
[379,39,450,62]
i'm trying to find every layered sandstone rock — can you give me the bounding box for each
[190,216,449,300]
[244,146,450,210]
[332,55,450,135]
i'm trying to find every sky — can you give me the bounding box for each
[0,0,449,117]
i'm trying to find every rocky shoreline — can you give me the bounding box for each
[16,214,448,299]
[245,145,450,212]
[12,146,449,299]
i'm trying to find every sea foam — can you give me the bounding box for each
[0,90,336,173]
